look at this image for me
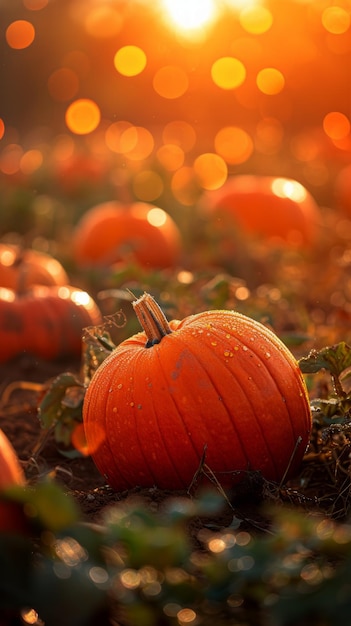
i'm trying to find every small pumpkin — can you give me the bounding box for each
[83,293,312,491]
[201,175,321,248]
[0,428,25,491]
[0,243,69,290]
[0,285,102,362]
[0,429,27,534]
[72,201,182,269]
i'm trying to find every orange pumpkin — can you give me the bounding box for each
[202,175,321,247]
[0,429,28,534]
[72,201,182,269]
[0,243,69,290]
[83,293,312,491]
[0,285,102,362]
[0,428,25,490]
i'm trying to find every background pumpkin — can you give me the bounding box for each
[72,201,182,269]
[201,175,321,248]
[83,293,312,491]
[0,243,69,290]
[0,285,102,362]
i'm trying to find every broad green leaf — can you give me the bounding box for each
[3,482,79,531]
[299,342,351,377]
[38,372,84,430]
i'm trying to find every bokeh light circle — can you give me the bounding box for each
[239,6,273,34]
[323,111,350,141]
[6,20,35,50]
[214,126,254,164]
[194,153,227,190]
[211,57,246,90]
[322,7,350,35]
[256,68,285,95]
[85,6,123,38]
[65,99,101,135]
[114,46,147,77]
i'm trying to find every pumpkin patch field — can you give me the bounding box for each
[1,0,351,624]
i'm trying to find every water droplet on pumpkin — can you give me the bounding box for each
[265,352,271,359]
[117,383,123,389]
[226,334,231,339]
[130,402,135,407]
[211,341,217,347]
[242,346,248,352]
[224,350,230,357]
[113,407,117,413]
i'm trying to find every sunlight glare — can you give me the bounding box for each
[162,0,216,33]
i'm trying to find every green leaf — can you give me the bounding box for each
[38,372,84,430]
[4,482,79,532]
[299,342,351,377]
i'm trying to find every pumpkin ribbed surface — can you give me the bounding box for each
[83,294,312,491]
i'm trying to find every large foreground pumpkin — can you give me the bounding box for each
[202,175,321,247]
[0,285,102,362]
[72,201,182,269]
[83,293,312,491]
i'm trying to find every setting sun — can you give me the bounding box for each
[161,0,217,33]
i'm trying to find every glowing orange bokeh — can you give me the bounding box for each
[23,0,48,9]
[193,153,227,190]
[211,57,246,90]
[214,126,254,164]
[65,99,101,135]
[322,6,350,35]
[6,20,35,50]
[114,46,147,77]
[84,6,123,38]
[256,68,285,95]
[323,111,350,141]
[239,5,273,34]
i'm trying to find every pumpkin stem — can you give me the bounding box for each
[132,292,172,347]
